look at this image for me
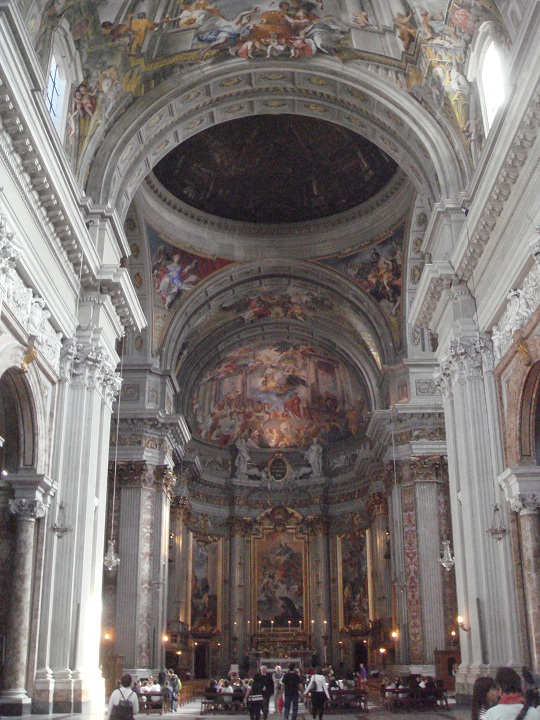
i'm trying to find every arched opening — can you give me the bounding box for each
[519,361,540,463]
[0,368,36,473]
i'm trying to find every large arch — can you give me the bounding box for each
[85,60,468,219]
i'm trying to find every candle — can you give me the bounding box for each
[271,620,274,632]
[288,620,291,630]
[299,621,302,630]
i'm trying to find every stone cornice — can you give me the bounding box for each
[457,84,540,282]
[408,261,459,330]
[0,8,143,332]
[142,168,412,260]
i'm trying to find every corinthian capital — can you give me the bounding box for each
[154,465,177,498]
[437,335,494,388]
[499,467,540,515]
[9,498,46,520]
[507,493,540,514]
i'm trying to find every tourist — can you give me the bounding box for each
[522,668,540,708]
[260,665,274,720]
[304,666,330,720]
[246,672,266,720]
[281,663,303,720]
[485,667,540,720]
[471,677,499,720]
[273,665,284,713]
[107,674,139,720]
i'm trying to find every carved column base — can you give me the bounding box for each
[72,668,105,714]
[52,669,73,714]
[32,667,54,714]
[0,691,32,716]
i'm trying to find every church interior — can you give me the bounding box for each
[0,0,540,714]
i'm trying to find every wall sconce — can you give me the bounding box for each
[439,540,455,570]
[486,503,509,541]
[457,615,470,632]
[391,630,398,640]
[50,501,73,539]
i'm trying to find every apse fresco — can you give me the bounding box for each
[255,531,304,626]
[321,225,404,347]
[25,0,507,165]
[191,342,369,448]
[341,534,369,630]
[191,538,219,631]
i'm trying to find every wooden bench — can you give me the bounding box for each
[328,688,368,713]
[140,691,171,715]
[200,693,246,714]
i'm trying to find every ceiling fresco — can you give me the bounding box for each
[219,286,336,324]
[321,222,404,348]
[24,0,506,169]
[147,223,233,347]
[190,341,369,449]
[152,114,398,223]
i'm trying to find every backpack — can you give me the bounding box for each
[112,689,135,720]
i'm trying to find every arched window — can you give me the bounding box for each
[467,24,506,135]
[45,54,67,133]
[480,40,505,130]
[44,21,82,142]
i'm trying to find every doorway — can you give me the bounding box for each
[194,643,208,679]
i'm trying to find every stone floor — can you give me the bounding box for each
[22,697,471,720]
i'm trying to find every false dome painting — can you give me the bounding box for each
[153,114,398,224]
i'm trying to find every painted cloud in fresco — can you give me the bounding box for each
[191,341,369,449]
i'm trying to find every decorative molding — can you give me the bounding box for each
[498,467,540,515]
[60,339,121,405]
[492,237,540,363]
[457,86,540,282]
[435,336,494,397]
[0,71,140,331]
[0,216,63,371]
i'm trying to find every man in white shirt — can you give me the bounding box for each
[485,668,540,720]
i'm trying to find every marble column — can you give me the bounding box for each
[32,338,121,715]
[166,498,192,675]
[366,489,392,623]
[0,498,45,716]
[228,518,252,665]
[388,482,409,665]
[410,457,447,663]
[307,518,329,665]
[436,333,522,697]
[499,468,540,669]
[115,461,175,674]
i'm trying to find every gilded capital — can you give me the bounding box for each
[366,492,388,517]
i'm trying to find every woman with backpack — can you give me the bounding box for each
[107,674,139,720]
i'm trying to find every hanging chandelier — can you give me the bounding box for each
[486,503,509,541]
[104,335,124,570]
[439,540,455,571]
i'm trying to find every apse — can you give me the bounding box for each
[190,340,369,449]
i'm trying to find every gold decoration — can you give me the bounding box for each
[21,345,38,373]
